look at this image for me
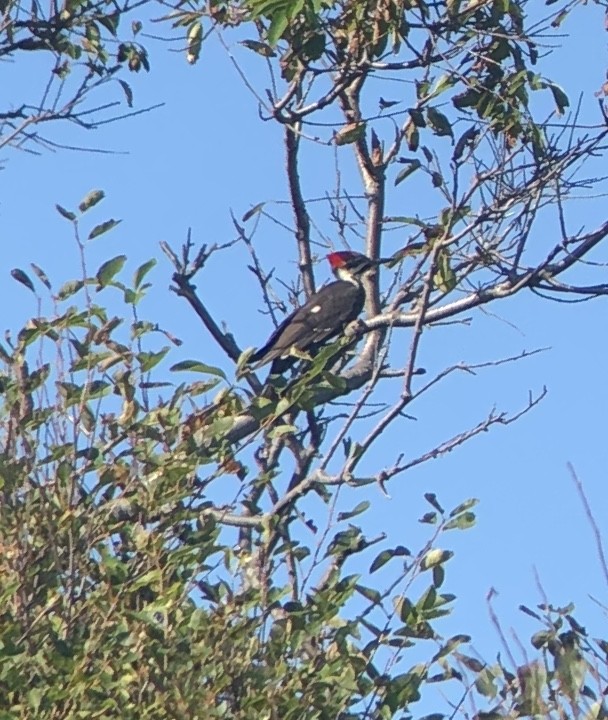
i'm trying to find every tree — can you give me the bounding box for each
[1,0,151,153]
[2,0,608,716]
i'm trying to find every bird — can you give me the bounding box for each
[248,251,386,375]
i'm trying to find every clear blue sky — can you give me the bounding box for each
[2,1,607,674]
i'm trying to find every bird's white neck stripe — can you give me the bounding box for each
[335,267,360,284]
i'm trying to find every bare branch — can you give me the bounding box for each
[379,387,547,484]
[171,272,243,363]
[568,464,608,590]
[285,125,315,297]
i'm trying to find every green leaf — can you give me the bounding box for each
[88,380,111,399]
[460,654,485,673]
[547,82,569,115]
[301,32,325,61]
[170,360,226,379]
[406,122,419,151]
[205,417,239,438]
[338,501,370,522]
[444,511,476,530]
[356,584,381,604]
[57,279,85,300]
[56,204,76,221]
[556,647,586,701]
[89,219,121,240]
[274,397,292,416]
[389,665,426,706]
[519,604,542,622]
[427,107,453,138]
[187,21,203,64]
[125,288,138,305]
[530,630,552,648]
[11,268,35,293]
[346,440,364,463]
[131,568,162,591]
[335,122,366,146]
[326,527,363,557]
[134,259,156,289]
[371,550,396,574]
[432,72,454,96]
[432,565,445,588]
[85,19,101,43]
[551,8,568,27]
[240,40,276,57]
[28,364,50,391]
[137,347,170,372]
[395,160,421,186]
[27,688,43,713]
[321,370,347,392]
[450,499,479,518]
[30,263,51,290]
[96,255,127,288]
[433,249,456,293]
[119,79,134,108]
[418,585,437,611]
[267,423,298,438]
[416,79,430,100]
[424,492,444,513]
[267,10,289,45]
[433,635,470,662]
[452,89,481,110]
[420,548,453,570]
[408,108,426,127]
[56,381,82,407]
[370,545,409,572]
[79,189,105,212]
[475,667,498,698]
[242,202,266,222]
[379,97,399,111]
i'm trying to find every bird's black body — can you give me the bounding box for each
[248,251,381,375]
[248,279,365,374]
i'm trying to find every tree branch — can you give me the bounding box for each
[285,125,315,297]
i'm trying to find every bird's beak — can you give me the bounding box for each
[375,253,402,268]
[369,256,394,268]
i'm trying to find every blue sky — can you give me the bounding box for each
[2,0,608,680]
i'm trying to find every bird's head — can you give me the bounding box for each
[327,251,386,283]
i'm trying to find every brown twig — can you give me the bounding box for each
[286,125,315,297]
[568,463,608,590]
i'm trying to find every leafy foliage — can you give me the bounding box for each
[1,0,149,153]
[2,189,607,716]
[1,242,466,717]
[3,0,608,714]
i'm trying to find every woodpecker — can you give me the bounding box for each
[248,251,384,375]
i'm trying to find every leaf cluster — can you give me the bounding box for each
[3,206,608,717]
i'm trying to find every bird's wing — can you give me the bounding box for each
[249,281,362,367]
[248,312,300,365]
